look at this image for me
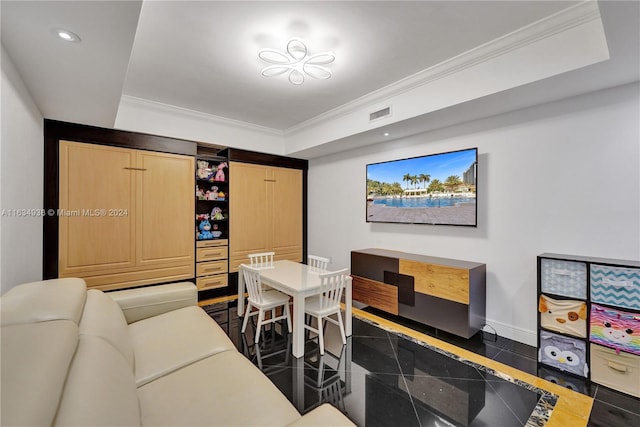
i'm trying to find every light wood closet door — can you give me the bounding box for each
[58,140,195,290]
[136,151,194,267]
[271,167,303,262]
[229,162,270,270]
[229,161,303,271]
[59,141,136,274]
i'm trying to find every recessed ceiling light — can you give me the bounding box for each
[384,132,390,136]
[53,28,81,43]
[258,38,335,85]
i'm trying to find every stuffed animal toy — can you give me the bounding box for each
[198,219,214,240]
[214,162,227,181]
[211,207,224,221]
[208,186,218,200]
[197,160,213,181]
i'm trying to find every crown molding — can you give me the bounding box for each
[284,0,602,136]
[118,95,284,136]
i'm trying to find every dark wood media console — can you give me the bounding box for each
[351,248,486,338]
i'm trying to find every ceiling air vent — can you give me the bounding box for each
[369,106,391,121]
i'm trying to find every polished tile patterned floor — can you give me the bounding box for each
[202,300,640,427]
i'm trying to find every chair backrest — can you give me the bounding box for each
[240,264,264,303]
[317,268,349,310]
[248,252,274,268]
[308,254,330,271]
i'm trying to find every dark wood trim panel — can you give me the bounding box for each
[43,119,198,279]
[220,147,308,170]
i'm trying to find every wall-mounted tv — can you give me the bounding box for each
[366,148,478,226]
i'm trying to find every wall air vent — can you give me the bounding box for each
[369,106,391,121]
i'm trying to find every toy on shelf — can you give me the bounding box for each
[211,207,225,221]
[205,185,218,201]
[217,190,225,201]
[214,162,227,182]
[196,160,213,181]
[196,185,204,200]
[198,219,214,240]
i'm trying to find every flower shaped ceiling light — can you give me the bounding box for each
[258,38,335,85]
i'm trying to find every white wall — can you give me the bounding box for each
[307,83,640,345]
[1,46,44,294]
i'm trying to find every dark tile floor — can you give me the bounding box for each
[203,302,640,427]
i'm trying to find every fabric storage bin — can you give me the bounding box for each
[591,264,640,311]
[590,344,640,398]
[538,366,589,394]
[590,303,640,355]
[539,294,587,338]
[540,259,587,299]
[539,330,588,377]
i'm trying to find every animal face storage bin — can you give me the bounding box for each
[590,265,640,311]
[540,259,587,299]
[590,303,640,355]
[539,295,587,338]
[539,330,588,377]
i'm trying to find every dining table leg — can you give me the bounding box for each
[292,293,305,358]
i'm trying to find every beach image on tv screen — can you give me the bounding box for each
[366,148,477,226]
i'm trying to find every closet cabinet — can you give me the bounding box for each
[228,161,303,272]
[58,140,194,290]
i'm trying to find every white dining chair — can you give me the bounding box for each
[240,264,292,344]
[307,254,330,271]
[303,268,349,355]
[248,252,275,268]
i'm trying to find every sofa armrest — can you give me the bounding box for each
[107,282,197,324]
[286,404,355,427]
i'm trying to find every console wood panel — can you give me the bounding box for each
[352,276,398,315]
[399,260,469,304]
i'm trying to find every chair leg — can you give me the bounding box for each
[317,316,325,355]
[241,302,253,333]
[336,311,347,345]
[255,309,265,344]
[284,303,292,333]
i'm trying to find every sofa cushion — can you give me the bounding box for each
[108,282,197,323]
[79,289,135,369]
[137,351,301,426]
[54,336,140,426]
[1,320,78,426]
[129,305,235,387]
[1,278,86,326]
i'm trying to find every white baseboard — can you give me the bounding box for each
[483,318,537,347]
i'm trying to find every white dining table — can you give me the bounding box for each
[237,260,352,358]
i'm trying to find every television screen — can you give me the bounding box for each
[366,148,478,226]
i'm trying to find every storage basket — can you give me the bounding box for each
[591,265,640,311]
[539,330,588,377]
[539,294,587,338]
[540,259,587,299]
[590,303,640,356]
[590,343,640,398]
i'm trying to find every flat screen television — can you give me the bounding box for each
[366,147,478,226]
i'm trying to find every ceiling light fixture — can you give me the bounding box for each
[53,28,81,43]
[258,38,335,85]
[384,132,390,136]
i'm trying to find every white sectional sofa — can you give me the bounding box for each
[0,278,354,426]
